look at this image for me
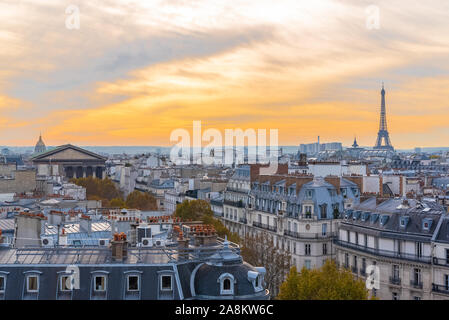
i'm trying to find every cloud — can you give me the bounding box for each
[0,0,448,147]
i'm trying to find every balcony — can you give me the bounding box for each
[239,217,248,224]
[252,221,277,232]
[223,200,245,208]
[432,257,449,266]
[283,230,337,240]
[389,277,401,285]
[410,280,423,289]
[333,239,432,264]
[432,283,449,295]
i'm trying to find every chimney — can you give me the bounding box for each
[80,214,92,235]
[111,232,128,262]
[14,212,47,248]
[177,231,190,261]
[49,210,65,226]
[59,228,68,246]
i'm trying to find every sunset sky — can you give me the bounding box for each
[0,0,448,148]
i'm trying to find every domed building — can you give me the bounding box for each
[190,237,270,300]
[34,134,46,154]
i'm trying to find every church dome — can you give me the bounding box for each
[34,134,46,154]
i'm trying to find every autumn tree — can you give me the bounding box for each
[241,232,291,298]
[71,177,122,201]
[125,190,158,210]
[174,200,240,243]
[109,198,126,208]
[277,259,370,300]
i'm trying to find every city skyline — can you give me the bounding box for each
[1,1,448,148]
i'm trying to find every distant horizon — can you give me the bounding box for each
[2,145,449,155]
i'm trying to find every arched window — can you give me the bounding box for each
[223,278,231,291]
[218,273,235,295]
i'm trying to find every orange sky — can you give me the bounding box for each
[0,0,448,148]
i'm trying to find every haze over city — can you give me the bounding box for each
[1,0,449,148]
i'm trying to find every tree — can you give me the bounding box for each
[125,190,158,210]
[109,198,126,208]
[174,200,240,243]
[277,259,370,300]
[241,232,291,298]
[70,177,122,201]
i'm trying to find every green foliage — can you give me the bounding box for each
[174,200,240,243]
[125,190,158,210]
[277,260,370,300]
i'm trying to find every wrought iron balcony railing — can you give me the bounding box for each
[283,230,337,239]
[252,221,277,232]
[410,280,423,289]
[333,239,432,264]
[389,276,401,285]
[432,283,449,295]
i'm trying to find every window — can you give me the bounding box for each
[306,190,313,199]
[219,274,234,295]
[127,275,139,291]
[364,234,368,247]
[413,268,421,285]
[446,249,449,264]
[94,276,106,292]
[161,275,172,291]
[414,296,421,300]
[445,274,449,290]
[392,265,399,280]
[322,224,327,236]
[355,232,359,245]
[305,244,311,256]
[0,276,5,292]
[305,260,311,270]
[223,278,231,290]
[353,255,358,269]
[60,276,73,291]
[415,242,423,258]
[293,242,296,254]
[27,275,39,293]
[323,243,327,255]
[344,253,349,268]
[362,258,366,273]
[392,292,399,300]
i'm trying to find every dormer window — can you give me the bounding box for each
[422,218,433,231]
[26,275,39,293]
[219,273,235,295]
[399,216,410,228]
[306,190,313,199]
[380,215,389,226]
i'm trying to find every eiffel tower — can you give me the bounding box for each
[374,83,394,151]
